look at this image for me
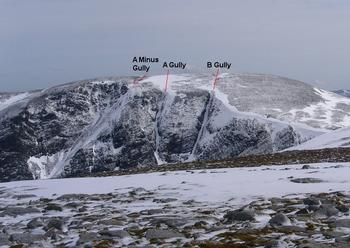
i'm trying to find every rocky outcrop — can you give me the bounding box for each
[0,74,328,182]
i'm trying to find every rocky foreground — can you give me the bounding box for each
[0,163,350,247]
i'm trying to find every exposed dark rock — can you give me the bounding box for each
[291,178,324,184]
[151,217,188,228]
[301,164,312,169]
[329,219,350,228]
[268,213,290,227]
[44,203,63,212]
[64,202,82,209]
[0,233,9,246]
[153,198,177,203]
[0,207,40,217]
[145,229,184,240]
[26,218,43,229]
[9,233,45,243]
[140,209,165,215]
[13,194,37,199]
[303,197,321,206]
[295,208,310,215]
[97,219,124,226]
[46,218,64,231]
[224,209,255,222]
[313,204,339,218]
[336,204,349,213]
[77,232,100,244]
[98,229,130,238]
[264,240,289,248]
[57,194,90,201]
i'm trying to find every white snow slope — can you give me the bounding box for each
[1,162,349,206]
[286,127,350,151]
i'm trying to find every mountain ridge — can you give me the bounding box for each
[1,73,349,182]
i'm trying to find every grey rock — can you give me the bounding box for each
[303,197,321,206]
[45,228,63,241]
[0,233,9,246]
[151,217,188,228]
[313,204,339,218]
[224,209,255,222]
[298,241,348,248]
[269,213,290,227]
[78,206,88,212]
[129,187,147,196]
[56,194,90,201]
[275,225,306,233]
[140,209,165,215]
[44,203,63,211]
[13,194,37,199]
[77,232,100,244]
[306,205,320,212]
[153,198,177,203]
[97,219,124,226]
[98,229,130,238]
[264,239,289,248]
[64,202,82,208]
[145,229,184,240]
[0,206,40,217]
[336,204,349,213]
[290,178,324,183]
[46,218,63,231]
[335,235,350,243]
[10,233,45,243]
[301,164,312,169]
[295,208,310,215]
[27,218,44,229]
[330,219,350,228]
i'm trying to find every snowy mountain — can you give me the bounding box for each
[1,73,349,182]
[333,89,350,98]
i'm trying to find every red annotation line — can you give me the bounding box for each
[212,68,220,91]
[133,73,147,85]
[164,69,170,92]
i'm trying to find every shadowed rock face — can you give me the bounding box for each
[0,73,340,182]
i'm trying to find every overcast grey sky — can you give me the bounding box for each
[1,0,350,91]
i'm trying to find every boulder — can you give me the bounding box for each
[269,213,291,227]
[224,209,255,222]
[145,229,184,240]
[10,233,45,243]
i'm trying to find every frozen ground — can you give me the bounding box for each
[1,163,350,247]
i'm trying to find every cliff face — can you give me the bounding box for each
[1,73,340,182]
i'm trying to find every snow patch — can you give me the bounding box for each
[4,162,350,205]
[286,127,350,151]
[0,92,31,112]
[285,88,350,129]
